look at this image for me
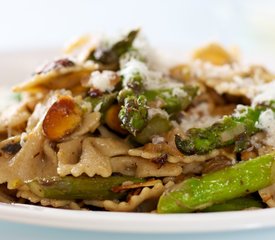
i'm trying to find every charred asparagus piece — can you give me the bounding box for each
[175,105,272,155]
[89,30,139,68]
[157,153,275,213]
[118,86,197,134]
[143,85,198,114]
[85,92,117,113]
[118,95,148,135]
[119,85,198,113]
[27,176,145,200]
[119,92,173,143]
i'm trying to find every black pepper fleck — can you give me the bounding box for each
[1,142,21,155]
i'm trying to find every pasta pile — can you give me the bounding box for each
[0,29,275,213]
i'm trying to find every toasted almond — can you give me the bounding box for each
[42,96,82,141]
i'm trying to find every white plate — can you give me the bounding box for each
[1,49,275,234]
[0,203,275,233]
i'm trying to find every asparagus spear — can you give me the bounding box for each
[85,92,117,113]
[175,105,270,155]
[118,89,173,143]
[27,176,145,200]
[202,197,265,212]
[157,153,275,213]
[121,71,144,92]
[118,95,148,135]
[134,115,172,144]
[144,86,198,114]
[119,85,198,113]
[117,88,135,104]
[89,29,139,68]
[118,88,197,142]
[118,86,197,133]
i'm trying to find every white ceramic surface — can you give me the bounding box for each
[0,203,275,233]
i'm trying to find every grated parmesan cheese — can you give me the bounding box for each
[189,59,272,99]
[148,108,169,120]
[179,103,220,131]
[252,81,275,106]
[119,32,161,70]
[121,59,184,90]
[172,87,187,98]
[120,59,149,87]
[88,70,117,92]
[256,109,275,147]
[152,135,166,144]
[233,104,249,118]
[190,60,240,80]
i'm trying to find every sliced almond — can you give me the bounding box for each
[42,96,82,141]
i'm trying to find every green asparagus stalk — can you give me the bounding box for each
[27,176,145,201]
[119,85,198,113]
[134,115,172,144]
[119,91,173,143]
[89,29,139,68]
[85,92,117,113]
[175,105,271,155]
[202,197,265,212]
[143,85,198,114]
[118,95,148,135]
[118,86,197,136]
[121,71,144,92]
[157,153,275,213]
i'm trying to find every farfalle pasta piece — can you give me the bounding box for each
[129,144,235,164]
[85,181,166,212]
[58,137,112,178]
[68,112,101,139]
[13,59,97,92]
[90,137,130,157]
[9,122,58,181]
[0,136,22,184]
[110,156,182,178]
[64,34,99,62]
[0,102,30,136]
[71,137,112,177]
[58,136,130,177]
[110,156,140,176]
[0,123,58,185]
[57,138,83,171]
[135,158,182,178]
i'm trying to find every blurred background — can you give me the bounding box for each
[0,0,275,52]
[0,0,275,58]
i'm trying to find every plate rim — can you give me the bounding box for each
[0,203,275,233]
